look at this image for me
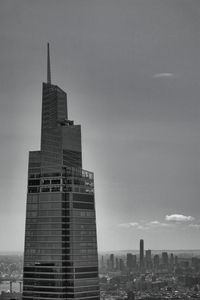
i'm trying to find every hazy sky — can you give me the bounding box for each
[0,0,199,251]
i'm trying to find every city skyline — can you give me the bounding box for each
[0,0,199,251]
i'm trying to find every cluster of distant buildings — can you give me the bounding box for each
[99,239,179,273]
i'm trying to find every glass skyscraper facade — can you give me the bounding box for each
[22,45,99,300]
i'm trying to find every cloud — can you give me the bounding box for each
[119,215,195,231]
[118,222,139,228]
[118,220,170,230]
[153,73,175,78]
[118,222,149,230]
[149,220,171,227]
[165,214,194,222]
[150,220,160,224]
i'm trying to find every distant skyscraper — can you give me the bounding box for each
[110,254,114,270]
[139,239,144,271]
[126,253,136,271]
[22,44,99,300]
[175,256,178,267]
[145,250,152,270]
[162,252,169,269]
[119,258,125,272]
[169,253,174,269]
[153,254,160,270]
[101,255,104,269]
[115,257,119,270]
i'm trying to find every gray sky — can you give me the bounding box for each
[0,0,199,251]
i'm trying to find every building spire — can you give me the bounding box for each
[47,43,51,84]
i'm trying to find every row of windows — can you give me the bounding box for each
[24,261,73,267]
[23,294,65,299]
[23,276,99,289]
[27,200,69,206]
[29,168,41,173]
[73,224,96,230]
[73,236,97,242]
[25,242,69,248]
[23,266,98,274]
[26,217,95,224]
[28,186,91,194]
[26,230,96,241]
[26,217,69,223]
[42,145,61,155]
[27,191,95,203]
[23,287,70,292]
[23,296,99,300]
[25,235,96,243]
[72,286,99,293]
[24,267,71,273]
[42,150,61,160]
[73,194,94,203]
[25,230,66,236]
[24,254,98,262]
[27,210,70,217]
[24,272,98,280]
[41,139,60,148]
[26,224,70,230]
[29,163,41,168]
[25,236,69,242]
[25,242,97,249]
[24,291,99,300]
[73,218,96,224]
[27,195,57,203]
[27,224,96,231]
[29,179,61,186]
[73,203,94,210]
[25,230,97,237]
[66,292,99,298]
[24,290,99,299]
[74,231,97,236]
[24,267,98,273]
[25,248,97,256]
[28,187,62,193]
[23,284,99,293]
[27,202,69,210]
[72,211,95,218]
[28,172,61,179]
[73,249,97,255]
[23,280,69,287]
[25,249,69,255]
[28,180,94,192]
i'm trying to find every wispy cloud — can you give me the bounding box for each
[118,220,171,230]
[153,73,175,78]
[118,214,198,232]
[149,220,171,227]
[118,222,139,228]
[165,214,194,222]
[118,222,149,230]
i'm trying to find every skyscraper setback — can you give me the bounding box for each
[22,44,99,300]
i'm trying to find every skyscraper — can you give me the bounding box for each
[109,254,114,271]
[153,254,160,270]
[145,250,152,270]
[22,44,99,300]
[126,253,136,271]
[162,252,169,269]
[139,239,144,271]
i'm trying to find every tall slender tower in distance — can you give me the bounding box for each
[139,239,144,272]
[22,44,100,300]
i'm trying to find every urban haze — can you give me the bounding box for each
[0,0,199,253]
